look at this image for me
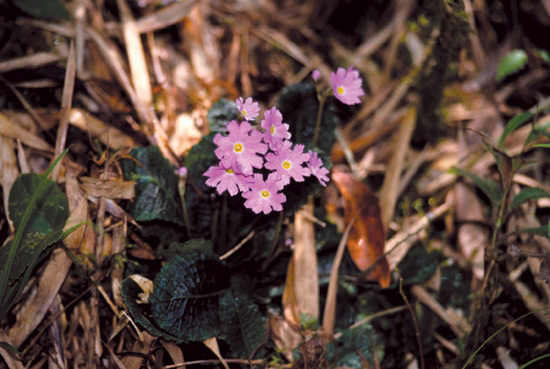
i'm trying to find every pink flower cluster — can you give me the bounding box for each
[204,98,330,214]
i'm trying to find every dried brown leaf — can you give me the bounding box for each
[331,169,391,288]
[80,177,135,200]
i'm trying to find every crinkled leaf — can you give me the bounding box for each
[511,187,550,208]
[150,249,229,342]
[185,132,219,189]
[13,0,70,19]
[121,276,183,343]
[334,324,384,368]
[219,287,266,358]
[122,146,183,225]
[496,49,527,82]
[451,167,502,208]
[277,83,339,154]
[498,112,535,148]
[0,231,62,286]
[9,173,69,235]
[157,238,214,260]
[207,99,240,133]
[394,245,440,286]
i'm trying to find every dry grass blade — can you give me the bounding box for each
[321,218,354,338]
[0,136,18,232]
[0,113,53,152]
[203,338,229,369]
[136,0,197,34]
[0,329,24,369]
[80,177,135,200]
[116,0,152,107]
[69,109,136,149]
[0,52,62,73]
[53,40,76,181]
[288,200,319,321]
[379,106,416,230]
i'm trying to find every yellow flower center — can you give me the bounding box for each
[282,161,291,170]
[224,168,234,174]
[261,190,270,198]
[234,142,243,152]
[270,125,275,135]
[241,109,247,116]
[337,86,345,95]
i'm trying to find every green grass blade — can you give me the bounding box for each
[0,148,68,319]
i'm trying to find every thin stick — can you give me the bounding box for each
[395,268,425,369]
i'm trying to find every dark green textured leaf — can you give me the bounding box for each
[394,245,440,286]
[9,173,69,236]
[335,324,384,368]
[157,238,214,260]
[511,187,550,208]
[219,289,266,358]
[207,99,239,133]
[185,132,218,188]
[13,0,69,19]
[496,49,527,82]
[121,276,183,343]
[498,112,535,148]
[451,167,502,208]
[277,83,339,154]
[0,232,61,286]
[150,249,229,342]
[123,146,183,225]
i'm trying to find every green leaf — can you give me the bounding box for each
[394,245,440,286]
[185,132,218,188]
[13,0,70,19]
[122,146,183,225]
[0,232,62,286]
[335,324,384,368]
[207,99,239,133]
[511,187,550,208]
[277,83,339,154]
[121,276,184,343]
[496,49,528,82]
[150,249,229,342]
[531,143,550,149]
[9,173,69,235]
[498,112,535,148]
[451,167,502,208]
[219,287,266,358]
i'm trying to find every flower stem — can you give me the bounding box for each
[312,91,329,147]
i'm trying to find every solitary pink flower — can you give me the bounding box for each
[307,151,330,186]
[242,173,286,214]
[204,163,253,196]
[330,66,364,105]
[312,69,321,81]
[236,97,260,121]
[265,141,310,185]
[260,107,291,151]
[213,120,267,175]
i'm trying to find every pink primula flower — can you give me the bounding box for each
[307,150,330,186]
[242,173,286,214]
[330,66,364,105]
[236,97,260,121]
[265,141,310,185]
[214,120,267,175]
[204,163,253,196]
[260,107,291,151]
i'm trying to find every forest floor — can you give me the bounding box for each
[1,0,550,368]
